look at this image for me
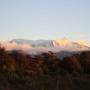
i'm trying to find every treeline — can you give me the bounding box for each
[0,47,90,90]
[0,47,90,75]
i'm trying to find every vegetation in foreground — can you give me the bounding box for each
[0,47,90,90]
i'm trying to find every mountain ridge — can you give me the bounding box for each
[10,38,89,48]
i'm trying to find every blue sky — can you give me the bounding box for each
[0,0,90,43]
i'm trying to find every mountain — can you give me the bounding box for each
[8,38,90,53]
[10,38,89,48]
[10,39,54,47]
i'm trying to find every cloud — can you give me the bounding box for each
[1,42,32,51]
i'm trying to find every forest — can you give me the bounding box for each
[0,47,90,90]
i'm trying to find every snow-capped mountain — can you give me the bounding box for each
[1,38,90,59]
[10,38,89,48]
[10,39,54,47]
[1,38,90,54]
[4,38,90,53]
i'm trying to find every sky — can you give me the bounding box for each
[0,0,90,44]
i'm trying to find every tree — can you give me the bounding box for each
[62,55,81,73]
[79,51,90,73]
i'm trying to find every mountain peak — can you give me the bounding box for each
[54,38,71,47]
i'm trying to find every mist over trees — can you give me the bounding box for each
[0,47,90,90]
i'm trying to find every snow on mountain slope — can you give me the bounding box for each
[1,38,90,54]
[10,39,54,47]
[10,38,89,48]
